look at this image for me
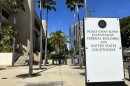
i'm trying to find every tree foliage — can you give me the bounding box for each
[120,16,130,48]
[4,0,25,11]
[38,0,56,11]
[49,30,67,54]
[66,0,84,11]
[0,25,14,52]
[120,16,130,32]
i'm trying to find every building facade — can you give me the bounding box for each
[69,24,74,50]
[69,21,83,57]
[0,0,43,55]
[42,20,46,35]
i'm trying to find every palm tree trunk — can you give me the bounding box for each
[44,7,48,66]
[77,7,82,69]
[28,0,34,77]
[39,0,43,69]
[58,40,61,64]
[12,13,16,66]
[73,10,76,65]
[12,37,15,66]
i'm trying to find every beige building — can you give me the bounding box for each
[42,20,46,35]
[0,0,43,64]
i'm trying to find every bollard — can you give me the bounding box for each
[128,66,130,80]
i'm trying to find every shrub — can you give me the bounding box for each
[0,25,14,52]
[47,54,53,60]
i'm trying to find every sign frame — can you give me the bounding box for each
[83,17,125,86]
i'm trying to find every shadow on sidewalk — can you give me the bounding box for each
[16,65,56,79]
[7,65,27,67]
[79,72,85,76]
[0,68,6,70]
[16,73,41,79]
[26,81,62,86]
[73,67,85,69]
[33,67,47,70]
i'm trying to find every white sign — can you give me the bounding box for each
[84,18,124,83]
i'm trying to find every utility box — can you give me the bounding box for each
[83,17,125,86]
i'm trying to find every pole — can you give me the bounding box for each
[39,0,43,69]
[28,0,34,77]
[84,0,88,17]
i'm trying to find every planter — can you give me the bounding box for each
[0,53,13,66]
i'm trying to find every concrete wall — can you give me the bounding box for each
[8,0,40,55]
[1,0,41,55]
[69,25,74,50]
[12,0,31,55]
[0,53,12,65]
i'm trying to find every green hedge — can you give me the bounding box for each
[47,54,67,60]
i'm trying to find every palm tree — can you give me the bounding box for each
[66,0,84,68]
[49,31,66,53]
[49,31,66,64]
[38,0,56,66]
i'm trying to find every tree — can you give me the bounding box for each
[66,0,84,12]
[38,0,56,66]
[4,0,25,11]
[120,16,130,48]
[49,31,67,64]
[120,16,130,32]
[0,25,14,52]
[49,31,66,54]
[66,0,84,68]
[47,37,55,53]
[38,0,43,69]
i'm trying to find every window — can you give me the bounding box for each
[2,9,9,19]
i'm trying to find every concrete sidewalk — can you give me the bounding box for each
[0,60,85,86]
[0,60,130,86]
